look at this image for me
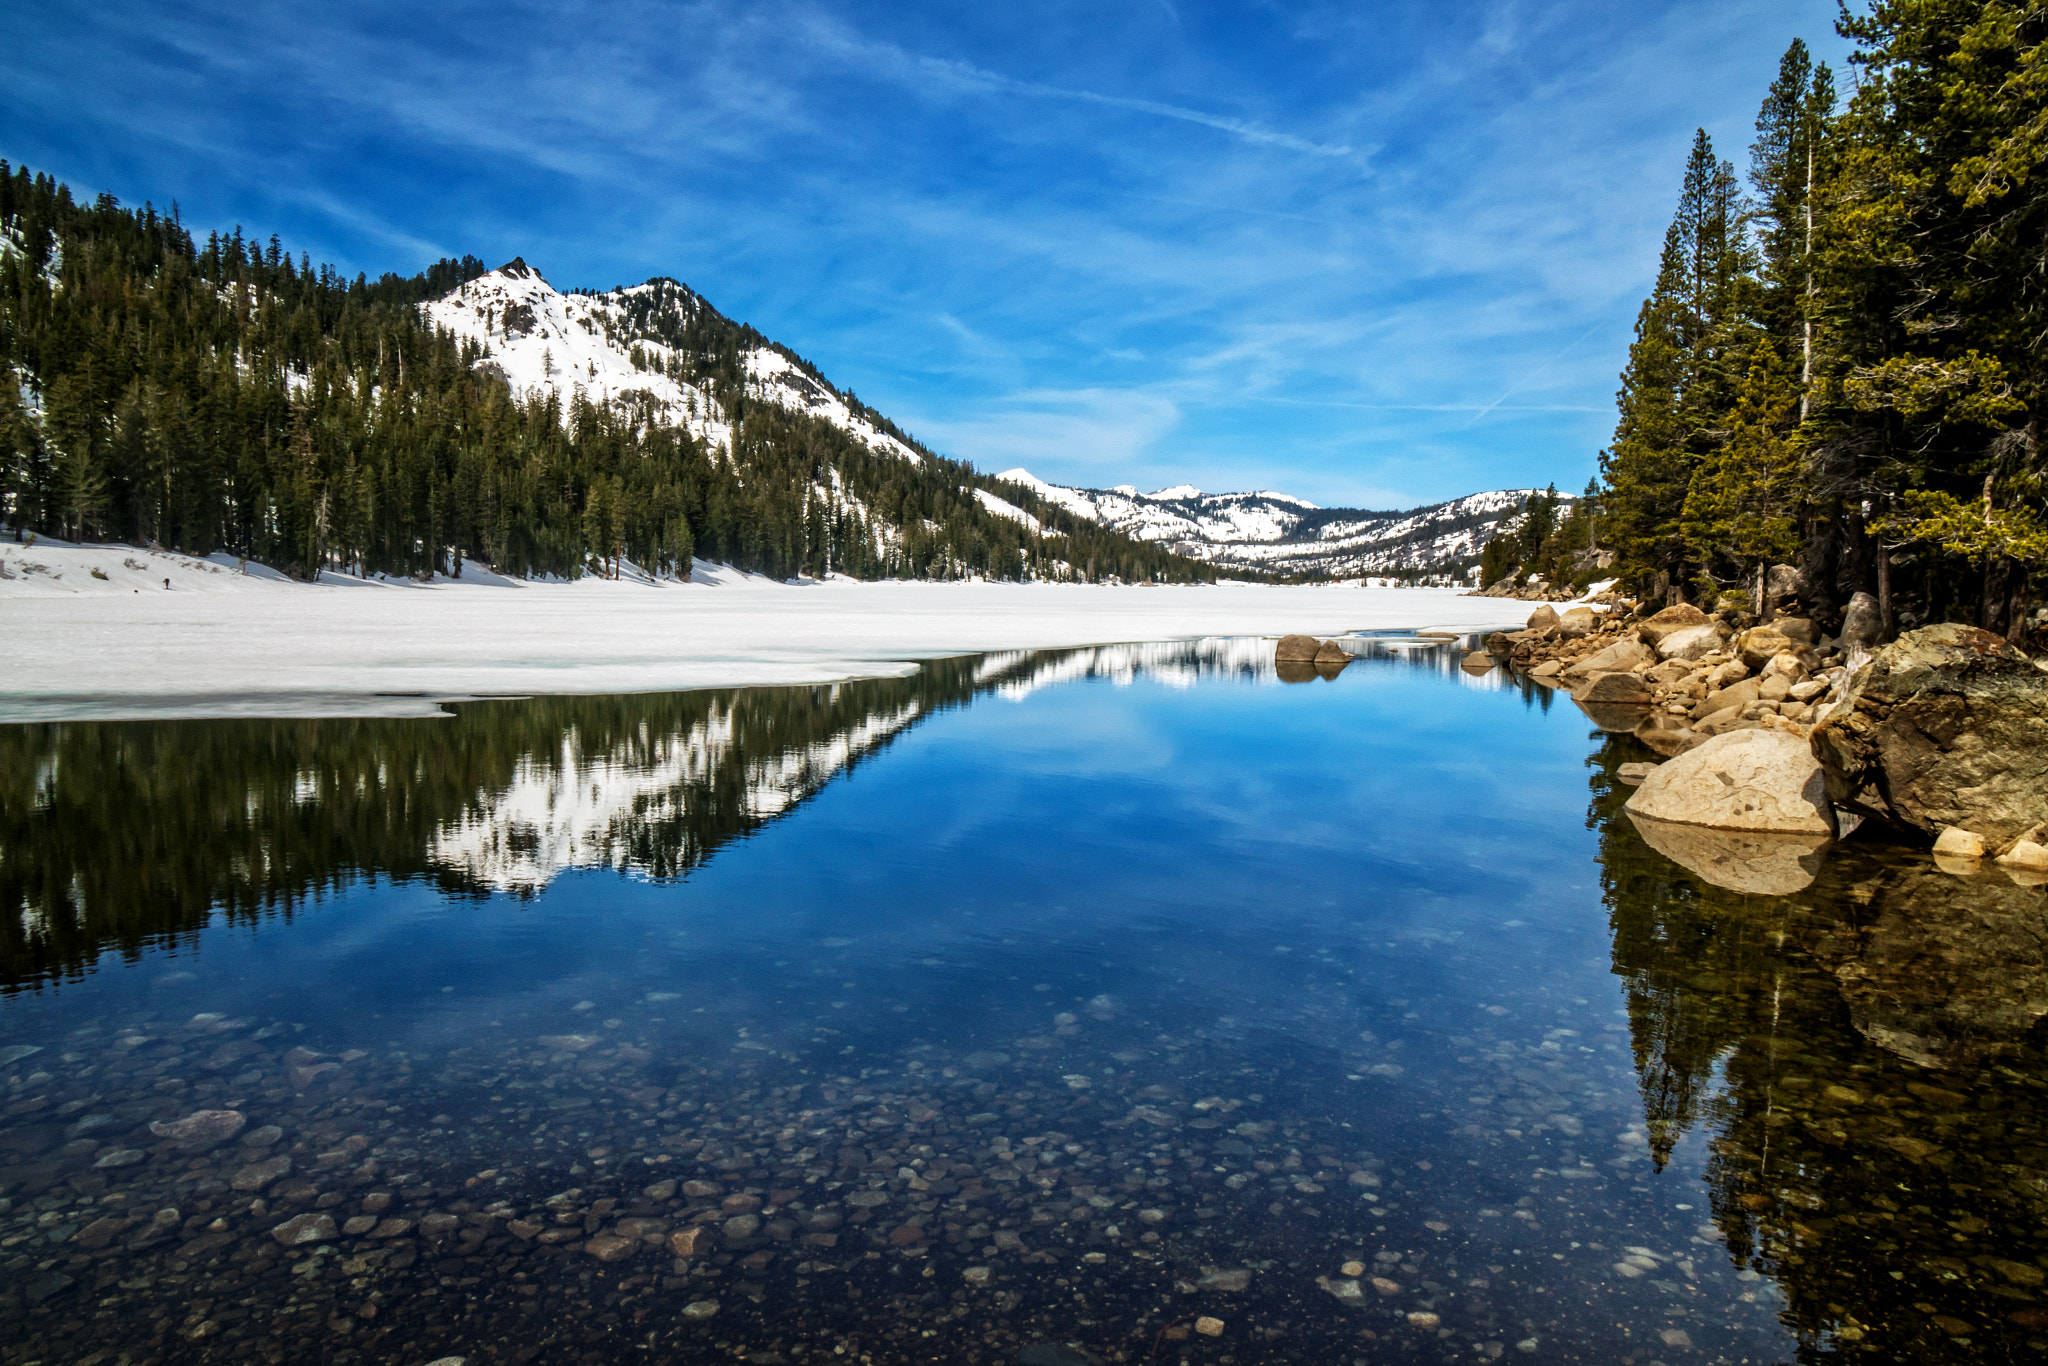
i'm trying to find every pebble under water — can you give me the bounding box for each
[2,637,2046,1366]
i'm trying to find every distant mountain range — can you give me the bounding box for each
[993,470,1565,583]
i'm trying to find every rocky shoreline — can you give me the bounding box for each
[1450,594,2048,890]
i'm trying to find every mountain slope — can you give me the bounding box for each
[424,260,924,467]
[0,167,1218,588]
[995,470,1567,583]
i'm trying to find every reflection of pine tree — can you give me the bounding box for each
[1591,730,2048,1359]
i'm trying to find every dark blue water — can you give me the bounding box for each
[2,640,2043,1365]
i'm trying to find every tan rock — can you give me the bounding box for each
[1527,604,1559,632]
[1576,672,1653,705]
[1460,651,1494,673]
[1528,660,1564,679]
[1565,637,1652,678]
[1997,840,2048,871]
[1654,623,1724,662]
[1738,627,1798,669]
[1637,602,1712,644]
[669,1226,708,1257]
[1314,640,1351,666]
[1557,606,1598,639]
[1933,827,1987,860]
[1698,677,1760,718]
[1705,659,1751,688]
[1625,728,1834,834]
[1694,706,1752,736]
[1274,634,1321,661]
[1194,1317,1225,1337]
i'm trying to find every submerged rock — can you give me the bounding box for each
[148,1109,246,1150]
[1626,729,1834,835]
[1811,624,2048,845]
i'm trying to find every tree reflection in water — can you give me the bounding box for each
[1593,738,2048,1361]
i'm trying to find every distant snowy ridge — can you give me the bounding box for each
[425,259,921,465]
[995,469,1566,583]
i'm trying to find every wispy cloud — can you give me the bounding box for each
[0,0,1853,506]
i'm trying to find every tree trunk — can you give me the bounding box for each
[1877,541,1895,640]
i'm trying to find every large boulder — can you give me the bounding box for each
[1556,606,1599,639]
[1810,623,2048,846]
[1274,634,1321,662]
[1313,639,1351,666]
[1625,728,1835,835]
[1637,602,1712,646]
[1655,623,1724,662]
[1527,604,1559,632]
[1564,637,1652,678]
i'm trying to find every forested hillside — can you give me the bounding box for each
[0,169,1219,585]
[1582,5,2048,642]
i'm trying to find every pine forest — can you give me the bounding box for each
[1572,5,2048,644]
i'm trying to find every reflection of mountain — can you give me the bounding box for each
[5,638,1424,989]
[1592,737,2048,1361]
[427,696,929,893]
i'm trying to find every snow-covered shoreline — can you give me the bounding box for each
[1,537,1552,722]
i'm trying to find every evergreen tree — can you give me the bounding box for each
[1680,338,1805,602]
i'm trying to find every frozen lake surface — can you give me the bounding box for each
[0,537,1551,722]
[2,639,2043,1364]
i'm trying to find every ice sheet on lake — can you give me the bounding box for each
[1,541,1555,722]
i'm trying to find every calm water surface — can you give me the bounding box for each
[2,638,2045,1366]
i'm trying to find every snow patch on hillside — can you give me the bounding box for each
[426,261,922,465]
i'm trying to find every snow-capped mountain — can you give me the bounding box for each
[993,470,1566,582]
[421,260,1550,585]
[426,259,921,464]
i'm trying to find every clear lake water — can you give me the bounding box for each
[2,636,2045,1366]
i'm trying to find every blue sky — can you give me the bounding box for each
[4,1,1850,508]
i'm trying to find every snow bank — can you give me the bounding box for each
[0,537,1559,723]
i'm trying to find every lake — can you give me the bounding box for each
[2,636,2044,1365]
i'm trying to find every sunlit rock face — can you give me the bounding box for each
[1812,622,2048,845]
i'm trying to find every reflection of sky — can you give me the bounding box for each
[5,654,1614,1077]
